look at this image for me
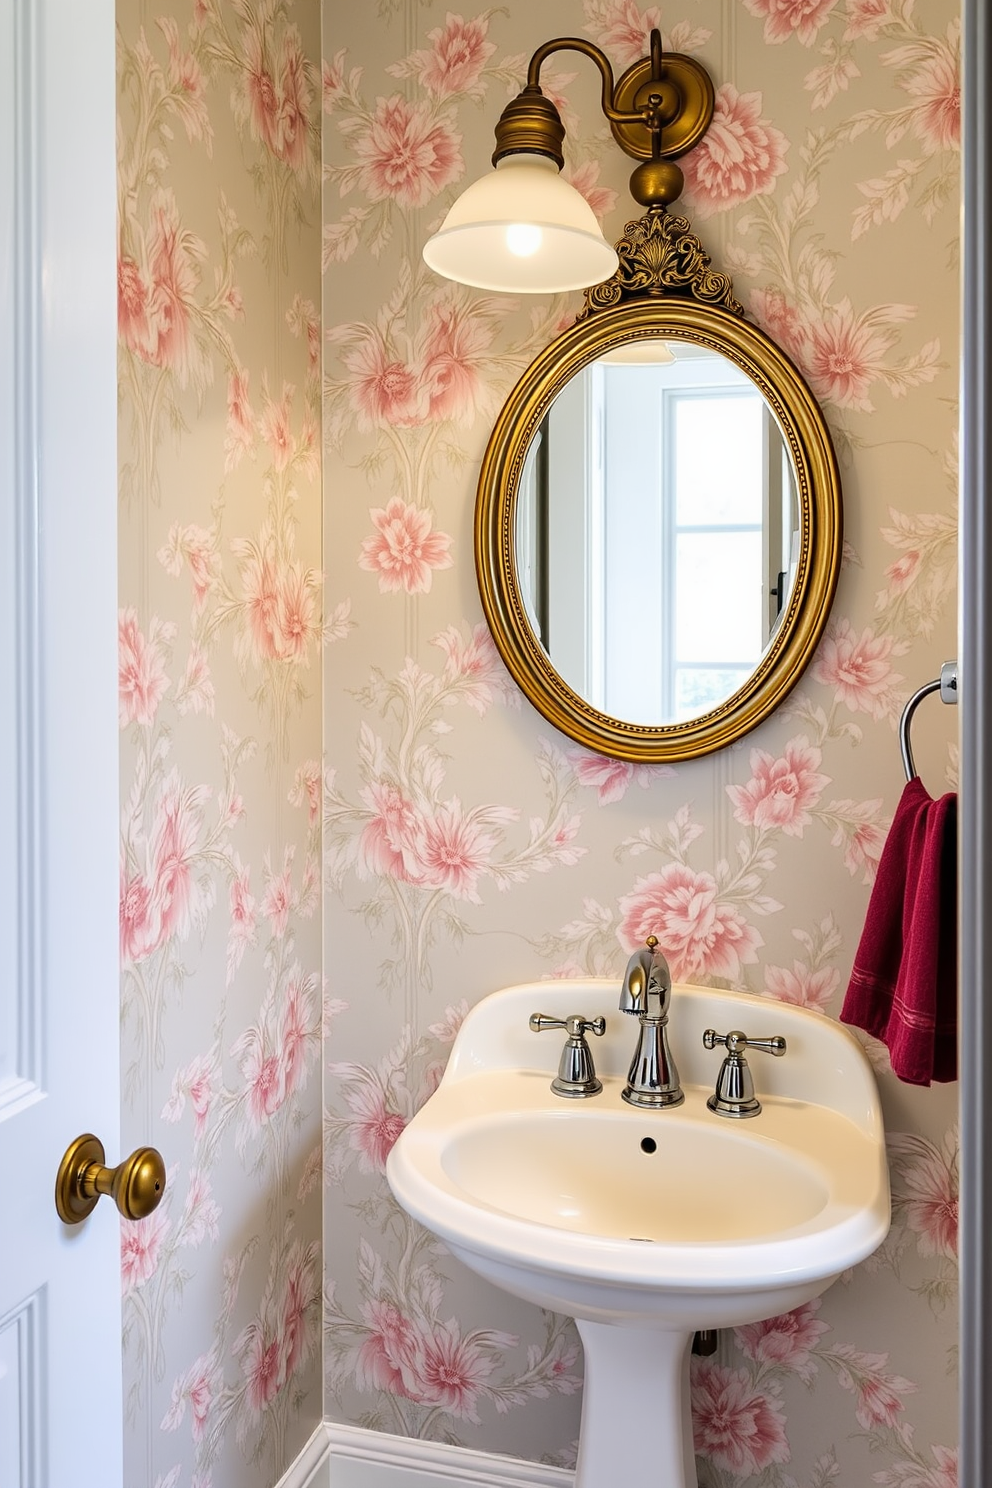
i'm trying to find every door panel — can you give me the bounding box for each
[0,2,121,1485]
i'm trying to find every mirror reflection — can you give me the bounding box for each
[515,342,800,728]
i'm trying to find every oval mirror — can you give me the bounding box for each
[476,300,842,761]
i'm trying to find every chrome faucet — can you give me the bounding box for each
[619,935,684,1108]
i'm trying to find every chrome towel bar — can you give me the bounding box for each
[899,661,958,782]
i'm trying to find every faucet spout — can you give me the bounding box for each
[619,936,684,1109]
[619,935,672,1020]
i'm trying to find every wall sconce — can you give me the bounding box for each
[423,30,715,295]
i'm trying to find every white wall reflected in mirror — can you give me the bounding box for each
[516,342,800,728]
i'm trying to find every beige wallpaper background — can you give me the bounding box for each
[117,3,324,1486]
[322,1,960,1486]
[114,0,960,1485]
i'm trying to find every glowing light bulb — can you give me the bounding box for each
[505,223,543,258]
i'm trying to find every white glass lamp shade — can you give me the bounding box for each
[423,153,619,294]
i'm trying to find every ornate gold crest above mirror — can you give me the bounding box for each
[426,29,842,762]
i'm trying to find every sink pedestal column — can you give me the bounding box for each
[573,1321,697,1488]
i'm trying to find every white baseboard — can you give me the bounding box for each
[273,1424,333,1488]
[279,1421,574,1488]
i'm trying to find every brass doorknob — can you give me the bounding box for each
[55,1133,166,1226]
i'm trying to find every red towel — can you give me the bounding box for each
[840,775,957,1086]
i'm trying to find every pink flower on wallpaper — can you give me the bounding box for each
[260,855,294,937]
[902,29,960,154]
[344,332,424,429]
[566,160,619,221]
[357,1298,419,1396]
[691,1361,790,1474]
[567,750,675,804]
[844,0,889,40]
[162,1051,220,1136]
[681,85,789,217]
[619,867,763,982]
[227,861,257,984]
[415,799,500,902]
[120,868,158,966]
[275,565,320,662]
[175,647,214,717]
[259,381,295,469]
[119,609,171,728]
[185,1364,213,1443]
[433,623,517,713]
[158,16,211,149]
[279,971,318,1101]
[121,1206,170,1294]
[240,1324,282,1416]
[727,736,829,837]
[323,50,346,112]
[349,95,463,208]
[144,190,207,385]
[812,618,900,719]
[828,802,888,884]
[419,299,490,425]
[237,544,282,662]
[749,286,810,365]
[830,1344,916,1429]
[880,1444,958,1488]
[764,960,839,1012]
[885,549,921,596]
[162,1351,220,1443]
[276,28,313,174]
[357,780,424,882]
[340,1080,407,1171]
[226,367,256,469]
[180,1170,221,1248]
[158,524,221,611]
[743,0,838,47]
[148,770,210,944]
[735,1299,829,1382]
[589,0,664,68]
[242,28,281,156]
[233,1026,285,1128]
[118,252,151,357]
[806,299,900,411]
[428,1001,469,1044]
[279,1240,320,1384]
[396,13,497,100]
[416,1319,499,1421]
[290,760,323,825]
[359,499,453,594]
[893,1137,958,1258]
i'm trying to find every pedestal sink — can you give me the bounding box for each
[386,977,890,1488]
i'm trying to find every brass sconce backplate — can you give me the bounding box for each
[610,52,715,161]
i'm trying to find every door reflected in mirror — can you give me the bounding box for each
[515,343,800,729]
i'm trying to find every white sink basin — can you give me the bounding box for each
[386,976,890,1488]
[443,1107,829,1242]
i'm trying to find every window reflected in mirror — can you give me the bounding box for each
[516,343,800,729]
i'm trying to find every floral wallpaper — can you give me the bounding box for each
[322,1,960,1486]
[117,3,323,1487]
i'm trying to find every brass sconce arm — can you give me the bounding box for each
[492,29,714,211]
[522,33,675,134]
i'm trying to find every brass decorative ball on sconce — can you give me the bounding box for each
[422,29,717,295]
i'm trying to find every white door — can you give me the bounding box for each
[0,3,124,1485]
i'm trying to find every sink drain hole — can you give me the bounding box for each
[640,1137,657,1154]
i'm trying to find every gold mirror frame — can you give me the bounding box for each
[475,292,842,763]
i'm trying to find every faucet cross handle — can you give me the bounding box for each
[703,1029,787,1058]
[702,1028,787,1119]
[529,1013,606,1098]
